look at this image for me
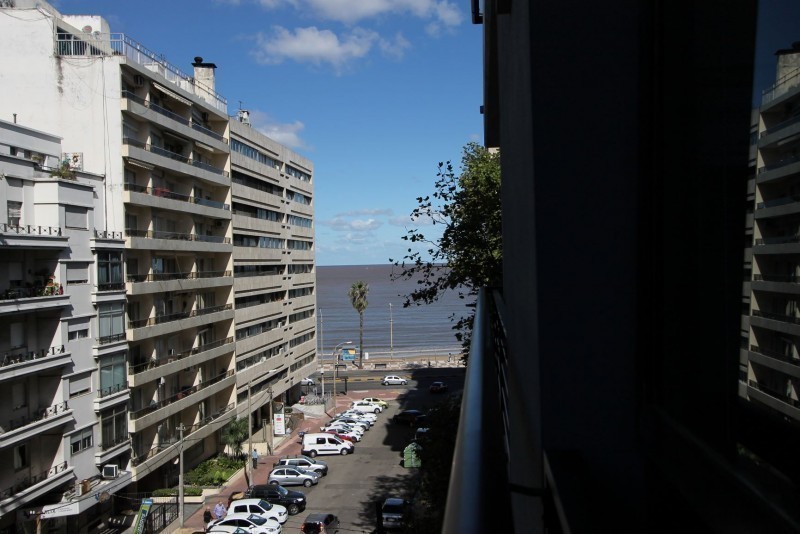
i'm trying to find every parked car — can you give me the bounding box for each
[338,410,377,423]
[273,455,328,476]
[301,433,354,457]
[332,416,370,431]
[227,498,288,524]
[429,381,448,393]
[300,377,315,386]
[323,429,357,443]
[381,375,407,386]
[392,409,427,426]
[381,497,410,530]
[361,396,389,409]
[267,466,320,487]
[349,401,382,414]
[300,513,340,534]
[206,526,251,534]
[244,484,307,516]
[321,423,363,440]
[206,513,282,534]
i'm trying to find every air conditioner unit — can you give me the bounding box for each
[74,481,84,497]
[102,465,118,479]
[133,74,144,87]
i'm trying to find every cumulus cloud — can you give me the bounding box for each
[324,217,382,232]
[246,110,310,151]
[379,32,412,60]
[302,0,463,28]
[252,26,378,72]
[336,208,394,217]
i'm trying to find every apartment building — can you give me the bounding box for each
[747,44,800,421]
[0,120,130,529]
[229,117,316,435]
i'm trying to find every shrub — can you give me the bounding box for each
[184,455,245,487]
[152,486,202,497]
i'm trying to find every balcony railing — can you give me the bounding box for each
[756,196,800,210]
[753,235,800,246]
[752,274,800,283]
[128,337,234,375]
[124,183,230,210]
[748,379,800,409]
[760,113,800,139]
[131,402,234,466]
[129,372,234,420]
[122,137,229,177]
[762,66,800,105]
[94,229,124,240]
[56,33,227,112]
[127,270,232,283]
[98,282,126,292]
[125,228,231,244]
[128,304,232,329]
[751,309,800,325]
[190,121,227,143]
[0,224,62,236]
[0,461,69,501]
[2,345,66,368]
[1,284,63,300]
[749,345,800,368]
[122,90,190,125]
[100,433,130,451]
[758,153,800,174]
[98,382,129,398]
[3,401,70,432]
[98,333,126,345]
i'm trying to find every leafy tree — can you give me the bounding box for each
[348,281,369,368]
[221,417,248,459]
[391,142,502,356]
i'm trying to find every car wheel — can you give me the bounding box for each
[307,450,317,458]
[315,469,324,475]
[270,480,279,485]
[402,380,407,385]
[340,447,349,455]
[303,479,312,487]
[288,504,300,515]
[374,408,380,414]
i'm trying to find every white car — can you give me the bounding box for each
[207,513,282,534]
[299,377,314,386]
[227,498,288,525]
[333,416,371,430]
[339,410,378,423]
[350,401,383,414]
[381,375,407,386]
[322,422,364,437]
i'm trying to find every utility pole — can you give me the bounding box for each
[267,385,274,455]
[178,423,186,527]
[247,381,253,486]
[332,341,352,413]
[389,303,393,358]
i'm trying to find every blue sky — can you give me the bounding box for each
[56,0,484,266]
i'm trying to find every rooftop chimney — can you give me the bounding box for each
[192,56,217,93]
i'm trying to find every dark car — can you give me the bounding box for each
[392,409,427,426]
[300,513,340,533]
[381,497,409,530]
[244,484,307,515]
[429,381,448,393]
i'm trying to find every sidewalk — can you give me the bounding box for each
[170,389,394,534]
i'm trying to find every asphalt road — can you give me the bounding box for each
[285,368,465,533]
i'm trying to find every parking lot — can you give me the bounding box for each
[178,368,464,533]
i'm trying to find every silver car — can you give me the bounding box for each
[267,466,320,488]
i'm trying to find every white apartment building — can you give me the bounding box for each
[0,119,130,530]
[0,1,316,531]
[229,117,316,434]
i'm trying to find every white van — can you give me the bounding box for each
[301,433,354,457]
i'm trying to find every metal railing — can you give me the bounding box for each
[760,113,800,139]
[129,370,234,420]
[748,379,800,409]
[100,434,130,451]
[756,196,800,210]
[131,403,235,465]
[122,90,189,125]
[128,337,234,375]
[757,153,800,174]
[98,282,125,292]
[753,235,800,246]
[751,309,800,325]
[56,33,227,112]
[125,228,231,244]
[124,182,230,209]
[128,304,232,329]
[0,461,69,501]
[98,382,129,398]
[98,332,126,345]
[93,229,124,240]
[2,345,66,368]
[122,137,229,176]
[762,66,800,105]
[752,274,800,283]
[127,270,232,283]
[0,224,62,236]
[4,401,70,432]
[749,345,800,368]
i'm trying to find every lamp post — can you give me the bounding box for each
[332,341,353,411]
[389,303,393,358]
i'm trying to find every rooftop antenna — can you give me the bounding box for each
[237,102,250,126]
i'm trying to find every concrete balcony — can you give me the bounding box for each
[288,338,316,359]
[127,270,233,296]
[95,435,131,467]
[0,402,73,450]
[284,174,313,196]
[0,461,73,516]
[128,370,235,433]
[283,249,314,262]
[131,402,235,480]
[232,180,283,209]
[752,236,800,255]
[756,154,800,185]
[751,274,800,295]
[747,345,800,379]
[286,272,315,286]
[287,225,314,239]
[129,336,235,387]
[232,214,284,234]
[747,380,800,421]
[285,293,315,311]
[0,345,71,383]
[235,328,287,355]
[128,304,234,342]
[93,383,131,412]
[0,291,70,316]
[750,309,800,337]
[0,224,68,249]
[233,246,284,261]
[122,138,229,188]
[759,115,800,150]
[235,302,284,325]
[126,229,232,254]
[234,273,284,293]
[124,183,231,220]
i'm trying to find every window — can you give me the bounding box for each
[287,239,312,250]
[99,302,125,341]
[287,215,312,228]
[68,328,89,340]
[99,353,126,396]
[70,427,93,455]
[285,165,311,182]
[13,444,28,470]
[65,206,87,229]
[67,263,89,285]
[69,373,92,397]
[98,251,123,289]
[101,405,127,449]
[7,201,21,227]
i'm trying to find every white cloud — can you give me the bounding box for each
[247,110,310,151]
[336,208,394,217]
[379,32,411,60]
[252,26,378,72]
[324,217,382,232]
[302,0,463,28]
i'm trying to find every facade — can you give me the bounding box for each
[229,116,316,439]
[0,119,130,528]
[746,45,800,421]
[0,1,316,530]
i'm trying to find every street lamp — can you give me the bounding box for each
[389,303,393,359]
[332,341,353,411]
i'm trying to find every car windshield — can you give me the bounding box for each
[295,467,308,474]
[383,503,405,514]
[248,515,267,525]
[258,500,272,510]
[275,485,288,497]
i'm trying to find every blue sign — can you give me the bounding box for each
[341,347,357,361]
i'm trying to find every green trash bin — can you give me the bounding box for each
[403,442,421,468]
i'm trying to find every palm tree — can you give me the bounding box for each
[221,417,248,459]
[348,281,369,368]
